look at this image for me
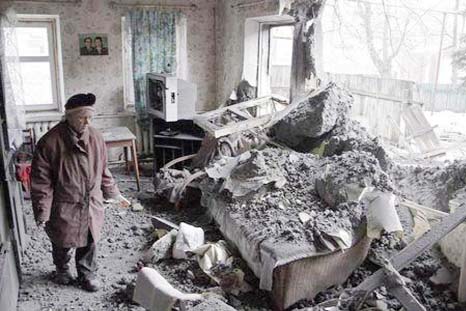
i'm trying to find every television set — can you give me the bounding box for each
[146,73,197,122]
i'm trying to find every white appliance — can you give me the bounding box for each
[145,73,197,122]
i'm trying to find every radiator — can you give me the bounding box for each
[26,117,153,156]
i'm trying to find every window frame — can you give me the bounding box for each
[16,14,65,113]
[257,22,294,98]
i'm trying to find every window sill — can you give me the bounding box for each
[25,111,137,123]
[25,111,63,123]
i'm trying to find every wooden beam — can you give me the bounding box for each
[460,248,466,302]
[354,204,466,295]
[400,199,448,219]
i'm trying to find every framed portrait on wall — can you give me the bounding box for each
[79,33,109,56]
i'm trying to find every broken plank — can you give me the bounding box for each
[460,249,466,303]
[354,204,466,294]
[211,115,275,138]
[405,125,438,140]
[227,106,252,120]
[150,216,179,231]
[390,285,426,311]
[400,199,448,219]
[193,96,288,138]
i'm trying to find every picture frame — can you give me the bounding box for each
[79,33,109,56]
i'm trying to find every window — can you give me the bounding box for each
[242,16,295,101]
[16,15,64,112]
[269,25,293,98]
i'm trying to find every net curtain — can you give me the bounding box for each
[0,8,26,149]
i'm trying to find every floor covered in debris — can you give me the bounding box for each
[14,87,466,311]
[16,168,272,311]
[15,161,466,311]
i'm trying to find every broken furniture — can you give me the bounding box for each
[344,203,466,311]
[204,193,372,310]
[101,126,140,191]
[401,103,445,158]
[402,198,466,303]
[152,118,204,172]
[193,95,288,139]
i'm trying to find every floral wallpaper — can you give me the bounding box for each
[0,0,217,114]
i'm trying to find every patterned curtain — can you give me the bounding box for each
[127,9,178,120]
[0,8,26,149]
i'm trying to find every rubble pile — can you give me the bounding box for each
[394,160,466,212]
[271,82,351,148]
[271,83,390,171]
[151,81,466,310]
[200,148,391,251]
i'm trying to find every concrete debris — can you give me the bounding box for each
[148,79,466,310]
[133,267,203,311]
[314,151,393,208]
[205,150,286,197]
[201,148,398,254]
[131,201,144,212]
[393,160,466,212]
[271,82,352,150]
[190,297,237,311]
[172,223,205,260]
[143,229,178,264]
[323,119,391,171]
[429,266,455,285]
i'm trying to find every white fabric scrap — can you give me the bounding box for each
[172,223,205,259]
[362,189,403,239]
[193,240,232,273]
[133,267,203,311]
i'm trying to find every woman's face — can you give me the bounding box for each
[67,110,94,133]
[95,39,102,48]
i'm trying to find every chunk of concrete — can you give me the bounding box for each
[190,297,237,311]
[133,267,202,311]
[142,229,178,263]
[271,82,352,150]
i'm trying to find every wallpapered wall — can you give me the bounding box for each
[1,0,217,114]
[215,0,280,104]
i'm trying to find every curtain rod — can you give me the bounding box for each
[109,1,198,10]
[6,0,81,4]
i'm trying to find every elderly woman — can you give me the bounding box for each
[31,93,129,292]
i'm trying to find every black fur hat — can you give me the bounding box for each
[65,93,96,110]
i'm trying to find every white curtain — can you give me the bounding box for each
[122,16,135,110]
[176,14,188,80]
[0,8,26,149]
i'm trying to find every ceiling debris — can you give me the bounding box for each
[147,82,466,310]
